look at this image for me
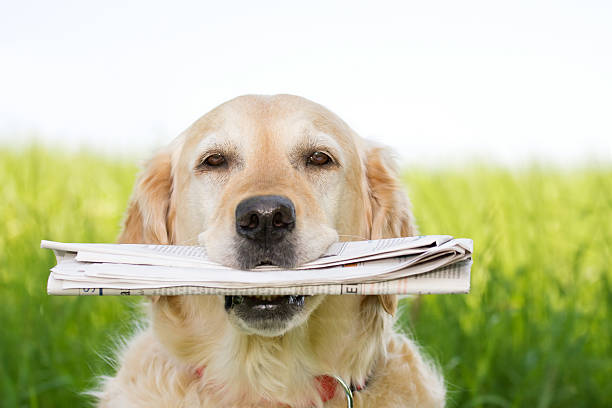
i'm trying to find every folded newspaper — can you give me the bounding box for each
[41,235,473,296]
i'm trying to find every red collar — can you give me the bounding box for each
[314,375,338,403]
[194,367,365,405]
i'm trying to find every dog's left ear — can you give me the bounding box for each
[363,144,417,315]
[119,148,176,245]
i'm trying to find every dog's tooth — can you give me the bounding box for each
[288,295,305,307]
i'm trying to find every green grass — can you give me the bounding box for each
[401,167,612,407]
[1,147,611,407]
[0,147,141,407]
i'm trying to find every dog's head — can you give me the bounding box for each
[120,94,415,344]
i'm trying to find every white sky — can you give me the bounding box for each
[1,0,611,166]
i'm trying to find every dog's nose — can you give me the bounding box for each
[235,195,296,243]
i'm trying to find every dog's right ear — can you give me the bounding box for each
[119,148,175,245]
[362,143,418,316]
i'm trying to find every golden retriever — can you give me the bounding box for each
[95,95,445,407]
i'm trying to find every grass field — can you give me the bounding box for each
[1,147,611,407]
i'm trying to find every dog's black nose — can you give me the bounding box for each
[235,195,296,243]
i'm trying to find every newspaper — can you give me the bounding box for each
[41,236,473,296]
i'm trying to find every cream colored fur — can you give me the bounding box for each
[95,95,445,407]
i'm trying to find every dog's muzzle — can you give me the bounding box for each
[234,195,297,269]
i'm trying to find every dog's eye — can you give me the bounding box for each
[307,151,331,166]
[203,153,226,167]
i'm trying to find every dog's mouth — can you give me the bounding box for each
[224,295,308,335]
[225,295,306,313]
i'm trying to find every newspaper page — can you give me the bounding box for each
[41,235,454,270]
[46,259,472,296]
[41,236,473,296]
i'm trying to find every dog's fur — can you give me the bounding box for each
[95,95,445,407]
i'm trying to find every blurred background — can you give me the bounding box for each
[1,1,611,407]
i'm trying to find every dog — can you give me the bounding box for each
[95,95,445,407]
